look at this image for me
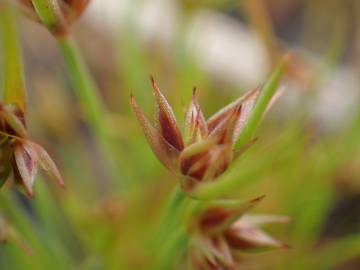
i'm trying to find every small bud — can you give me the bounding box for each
[0,103,64,197]
[14,141,39,197]
[188,197,289,270]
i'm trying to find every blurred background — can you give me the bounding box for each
[0,0,360,269]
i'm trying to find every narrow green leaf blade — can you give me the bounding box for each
[0,6,26,111]
[234,54,290,149]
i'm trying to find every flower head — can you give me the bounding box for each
[14,0,90,36]
[0,103,64,197]
[131,78,261,192]
[189,197,289,270]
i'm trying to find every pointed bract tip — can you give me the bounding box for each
[58,178,65,188]
[130,94,138,107]
[26,189,33,198]
[192,87,197,96]
[150,75,156,87]
[150,76,161,96]
[233,104,242,115]
[129,94,138,107]
[251,195,266,204]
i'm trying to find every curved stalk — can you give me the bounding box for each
[56,36,121,184]
[235,54,290,149]
[31,0,124,187]
[152,186,186,246]
[0,5,26,111]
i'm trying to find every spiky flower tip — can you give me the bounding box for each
[189,196,290,270]
[14,0,90,37]
[131,77,276,193]
[0,103,64,198]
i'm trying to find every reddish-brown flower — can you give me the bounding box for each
[131,78,262,192]
[189,197,289,270]
[14,0,90,36]
[0,103,64,197]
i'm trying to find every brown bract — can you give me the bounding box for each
[14,0,90,37]
[0,103,64,197]
[190,197,290,270]
[130,78,261,192]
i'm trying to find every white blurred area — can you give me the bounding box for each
[86,0,178,47]
[85,0,269,87]
[188,11,269,88]
[85,0,359,131]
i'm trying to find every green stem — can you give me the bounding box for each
[235,54,290,149]
[151,189,193,270]
[151,187,204,270]
[152,227,188,270]
[152,186,186,246]
[31,0,125,189]
[56,36,108,148]
[56,36,123,186]
[31,0,67,36]
[0,5,26,111]
[0,192,70,270]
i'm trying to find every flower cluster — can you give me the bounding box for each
[131,78,260,192]
[0,103,63,197]
[189,197,289,270]
[131,78,288,269]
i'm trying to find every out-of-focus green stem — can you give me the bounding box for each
[152,189,193,270]
[235,54,290,149]
[0,192,70,270]
[153,228,188,270]
[0,5,26,111]
[31,0,123,186]
[56,36,108,148]
[243,0,279,66]
[56,36,121,185]
[152,187,209,270]
[31,0,67,36]
[152,186,186,245]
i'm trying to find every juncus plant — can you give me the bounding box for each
[14,0,90,37]
[0,3,63,197]
[12,0,124,186]
[131,56,291,269]
[3,0,294,268]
